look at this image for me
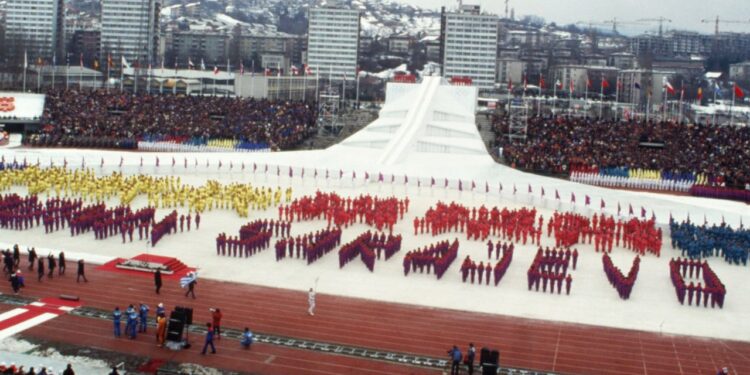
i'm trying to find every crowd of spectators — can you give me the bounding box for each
[494,116,750,189]
[24,89,317,151]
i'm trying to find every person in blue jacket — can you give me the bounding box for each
[241,327,254,349]
[138,303,150,333]
[125,305,138,339]
[447,345,462,375]
[201,323,216,355]
[112,307,122,338]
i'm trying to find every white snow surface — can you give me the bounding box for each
[0,77,748,343]
[0,337,112,373]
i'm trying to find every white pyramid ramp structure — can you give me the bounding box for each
[334,77,492,167]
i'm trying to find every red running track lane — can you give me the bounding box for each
[2,261,749,375]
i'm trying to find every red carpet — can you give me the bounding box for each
[97,254,194,280]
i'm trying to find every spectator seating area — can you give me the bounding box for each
[23,89,317,151]
[494,116,750,198]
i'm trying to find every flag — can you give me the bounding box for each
[364,171,369,180]
[528,184,532,194]
[555,189,560,200]
[555,80,562,90]
[119,157,123,167]
[431,177,435,186]
[586,76,592,89]
[507,76,513,91]
[121,56,130,69]
[404,175,408,184]
[289,167,293,178]
[601,77,610,89]
[585,195,590,206]
[629,204,634,215]
[93,58,100,70]
[616,78,623,89]
[264,68,271,76]
[523,74,528,91]
[539,74,545,89]
[339,169,343,179]
[617,202,621,215]
[79,53,84,68]
[697,87,703,101]
[291,66,299,76]
[305,65,313,75]
[569,79,575,93]
[23,50,28,69]
[276,166,280,176]
[188,58,195,69]
[444,178,449,188]
[734,83,745,98]
[513,184,517,194]
[172,157,175,167]
[213,66,219,75]
[641,207,646,218]
[471,181,476,190]
[704,214,707,225]
[499,182,503,192]
[600,199,605,209]
[663,77,675,95]
[314,169,318,178]
[714,83,722,98]
[180,272,198,288]
[200,59,206,71]
[571,192,576,203]
[634,82,641,90]
[107,53,113,69]
[458,180,463,191]
[352,171,356,179]
[485,182,489,193]
[541,187,545,197]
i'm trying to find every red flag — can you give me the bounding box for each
[569,79,575,93]
[734,84,745,98]
[601,78,610,89]
[697,87,703,101]
[539,74,545,89]
[586,76,592,89]
[305,65,313,75]
[507,76,513,91]
[240,61,244,75]
[663,78,675,95]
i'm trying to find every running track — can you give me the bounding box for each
[1,263,748,375]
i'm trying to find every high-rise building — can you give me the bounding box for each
[4,0,64,60]
[101,0,160,64]
[440,5,498,90]
[306,5,360,81]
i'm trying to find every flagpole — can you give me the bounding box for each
[646,91,651,124]
[356,69,360,109]
[51,55,56,90]
[79,54,83,90]
[315,65,319,102]
[599,75,604,120]
[615,77,620,121]
[302,67,306,102]
[712,82,717,126]
[552,76,557,117]
[120,58,124,91]
[22,50,27,92]
[730,83,735,127]
[37,62,41,92]
[678,81,684,124]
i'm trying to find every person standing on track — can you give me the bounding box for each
[307,288,316,316]
[211,308,223,340]
[466,343,476,375]
[201,323,216,355]
[447,345,462,375]
[113,307,122,338]
[154,269,162,294]
[76,259,88,282]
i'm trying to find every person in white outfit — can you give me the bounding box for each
[308,288,316,316]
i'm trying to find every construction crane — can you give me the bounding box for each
[636,17,672,37]
[600,18,645,34]
[701,16,750,36]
